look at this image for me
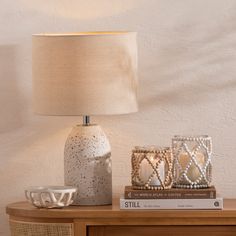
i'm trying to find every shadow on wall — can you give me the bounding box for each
[0,45,25,133]
[139,14,236,110]
[18,0,144,20]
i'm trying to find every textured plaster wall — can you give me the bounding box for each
[1,0,236,234]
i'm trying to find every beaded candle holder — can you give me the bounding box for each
[172,135,212,189]
[131,146,173,190]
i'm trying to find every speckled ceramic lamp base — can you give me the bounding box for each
[64,124,112,205]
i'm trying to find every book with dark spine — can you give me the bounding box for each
[124,186,216,199]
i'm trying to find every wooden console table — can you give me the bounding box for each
[6,199,236,236]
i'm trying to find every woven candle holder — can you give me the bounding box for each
[172,135,212,189]
[131,146,173,190]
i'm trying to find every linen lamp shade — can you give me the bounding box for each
[32,32,138,115]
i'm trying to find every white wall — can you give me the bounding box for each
[1,0,236,234]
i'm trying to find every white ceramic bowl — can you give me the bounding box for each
[25,186,77,208]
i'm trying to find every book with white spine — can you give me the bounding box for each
[120,196,223,210]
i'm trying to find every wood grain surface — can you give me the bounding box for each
[6,199,236,236]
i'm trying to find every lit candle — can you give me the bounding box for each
[179,152,205,183]
[139,157,165,186]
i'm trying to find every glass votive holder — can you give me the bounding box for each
[131,146,173,190]
[172,135,212,189]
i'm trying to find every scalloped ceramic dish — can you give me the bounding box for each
[25,186,77,208]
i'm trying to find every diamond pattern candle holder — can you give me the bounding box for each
[131,146,173,190]
[172,135,212,189]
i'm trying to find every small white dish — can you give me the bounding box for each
[25,186,77,208]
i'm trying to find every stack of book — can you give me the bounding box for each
[120,186,223,209]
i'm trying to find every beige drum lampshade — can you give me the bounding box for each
[32,31,138,115]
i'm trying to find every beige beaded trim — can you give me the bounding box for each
[172,136,212,189]
[131,146,173,190]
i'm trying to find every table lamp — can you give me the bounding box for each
[32,31,138,205]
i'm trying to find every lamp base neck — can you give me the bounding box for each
[83,115,90,126]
